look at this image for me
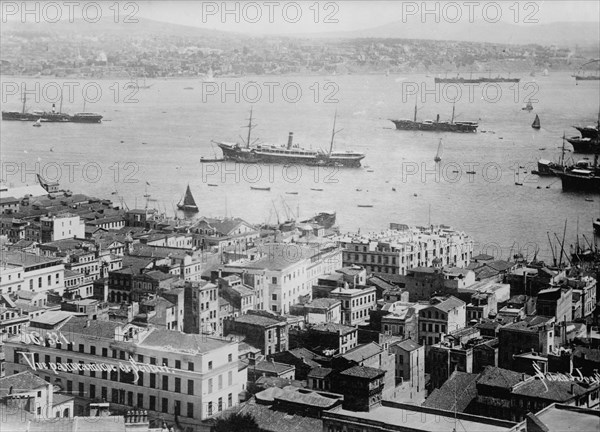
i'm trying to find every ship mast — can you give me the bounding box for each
[329,111,342,157]
[22,89,27,114]
[451,101,456,124]
[246,106,254,149]
[414,97,418,122]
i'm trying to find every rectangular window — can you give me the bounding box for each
[149,396,156,411]
[162,358,168,367]
[174,400,181,416]
[228,371,233,386]
[188,362,194,371]
[218,374,223,390]
[137,354,144,363]
[162,376,169,391]
[150,374,156,388]
[137,393,144,408]
[102,348,107,357]
[188,380,194,395]
[208,402,213,416]
[208,361,213,370]
[187,402,194,418]
[208,378,213,394]
[162,398,168,413]
[78,382,84,397]
[79,344,84,353]
[90,346,96,355]
[228,393,233,407]
[175,377,181,393]
[218,397,223,412]
[90,384,96,399]
[175,360,181,369]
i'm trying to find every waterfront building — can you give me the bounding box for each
[40,214,85,243]
[337,224,473,276]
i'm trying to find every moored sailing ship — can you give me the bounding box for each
[215,109,365,167]
[552,154,600,193]
[300,211,337,229]
[434,71,520,84]
[566,114,599,153]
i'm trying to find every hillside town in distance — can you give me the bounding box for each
[0,177,599,432]
[1,21,596,78]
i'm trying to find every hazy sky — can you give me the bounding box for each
[136,1,600,34]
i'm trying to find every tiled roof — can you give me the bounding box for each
[60,316,122,338]
[307,366,333,379]
[311,322,356,335]
[422,371,478,412]
[339,342,382,362]
[434,296,465,312]
[216,397,322,432]
[477,366,526,389]
[0,371,48,397]
[513,378,586,401]
[394,338,421,352]
[340,365,385,379]
[139,329,232,354]
[254,360,295,375]
[233,313,283,328]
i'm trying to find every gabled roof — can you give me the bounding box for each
[338,342,382,363]
[394,338,422,352]
[422,371,478,412]
[477,366,526,389]
[340,365,385,379]
[0,371,48,398]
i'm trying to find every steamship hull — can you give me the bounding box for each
[390,119,478,133]
[217,142,365,167]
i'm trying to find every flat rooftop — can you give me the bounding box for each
[326,405,516,432]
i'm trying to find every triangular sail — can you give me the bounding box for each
[183,185,197,207]
[532,114,540,129]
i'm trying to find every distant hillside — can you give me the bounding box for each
[296,20,600,48]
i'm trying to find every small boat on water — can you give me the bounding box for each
[200,157,225,163]
[33,119,41,127]
[177,184,199,212]
[208,184,218,187]
[358,204,374,208]
[251,186,271,191]
[532,114,540,130]
[522,101,533,111]
[311,188,324,191]
[434,138,443,163]
[285,192,298,195]
[466,171,476,174]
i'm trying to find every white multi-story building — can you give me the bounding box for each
[337,224,473,276]
[0,263,24,295]
[40,213,85,243]
[223,242,343,314]
[4,316,246,427]
[1,252,64,295]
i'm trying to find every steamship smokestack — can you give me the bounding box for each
[287,132,294,149]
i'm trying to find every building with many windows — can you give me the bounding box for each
[337,224,473,276]
[3,316,245,428]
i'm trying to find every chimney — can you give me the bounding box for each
[287,132,294,149]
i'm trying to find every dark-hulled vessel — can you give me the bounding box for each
[435,72,519,84]
[566,115,599,153]
[300,211,336,229]
[553,154,600,193]
[390,101,478,133]
[177,185,199,212]
[216,109,365,167]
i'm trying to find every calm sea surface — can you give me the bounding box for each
[1,72,599,262]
